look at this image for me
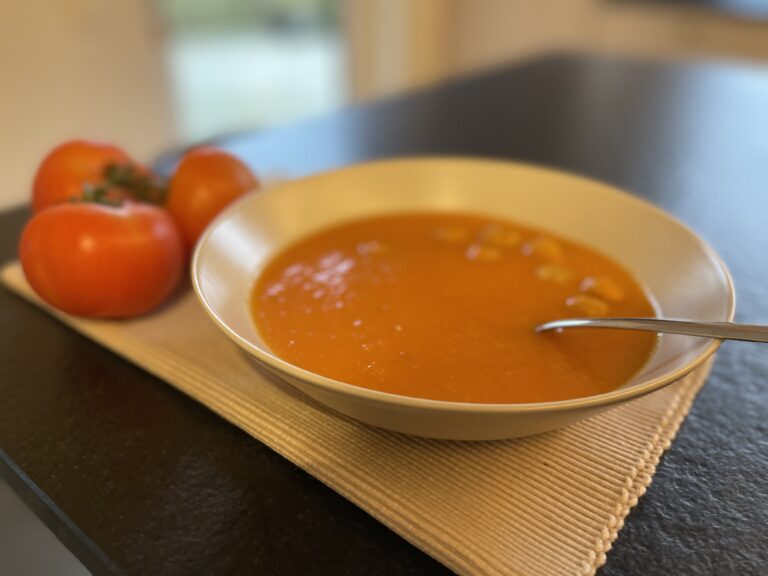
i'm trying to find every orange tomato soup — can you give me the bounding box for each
[251,213,656,404]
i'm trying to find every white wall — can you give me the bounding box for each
[345,1,768,107]
[0,0,175,210]
[345,0,454,100]
[452,0,768,74]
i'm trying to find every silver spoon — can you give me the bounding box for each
[536,317,768,343]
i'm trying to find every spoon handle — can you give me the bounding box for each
[536,318,768,343]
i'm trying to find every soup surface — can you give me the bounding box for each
[251,213,657,404]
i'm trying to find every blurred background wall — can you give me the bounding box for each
[2,0,768,210]
[0,1,175,211]
[450,0,768,74]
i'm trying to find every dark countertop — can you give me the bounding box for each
[2,54,767,575]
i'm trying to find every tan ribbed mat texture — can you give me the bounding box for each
[2,261,712,576]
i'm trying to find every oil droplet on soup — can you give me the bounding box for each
[251,213,657,404]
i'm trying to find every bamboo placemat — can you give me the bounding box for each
[1,261,712,576]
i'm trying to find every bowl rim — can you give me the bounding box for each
[191,156,735,414]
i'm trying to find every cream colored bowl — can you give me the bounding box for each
[192,157,734,440]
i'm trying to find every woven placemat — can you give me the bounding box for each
[1,261,712,576]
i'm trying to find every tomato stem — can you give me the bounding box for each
[81,183,123,207]
[102,163,168,205]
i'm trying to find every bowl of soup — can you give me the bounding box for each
[192,157,734,440]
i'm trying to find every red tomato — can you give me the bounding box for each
[166,147,259,250]
[32,140,138,213]
[19,202,184,318]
